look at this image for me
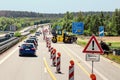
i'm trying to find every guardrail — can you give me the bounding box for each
[0,27,37,54]
[0,37,17,46]
[0,37,19,54]
[0,36,6,42]
[0,32,31,54]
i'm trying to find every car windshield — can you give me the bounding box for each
[29,38,37,41]
[22,44,34,49]
[36,32,39,33]
[26,40,34,43]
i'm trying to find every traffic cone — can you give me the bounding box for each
[56,52,61,73]
[69,60,74,80]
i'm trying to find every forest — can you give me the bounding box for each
[0,9,120,36]
[52,9,120,36]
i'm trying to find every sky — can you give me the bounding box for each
[0,0,120,13]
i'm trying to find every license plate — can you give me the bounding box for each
[25,49,30,50]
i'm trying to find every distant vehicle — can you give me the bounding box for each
[25,39,37,48]
[35,32,40,36]
[39,30,42,34]
[5,34,12,38]
[19,43,36,56]
[9,32,14,37]
[29,37,38,46]
[30,35,37,38]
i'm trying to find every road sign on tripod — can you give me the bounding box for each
[83,35,103,54]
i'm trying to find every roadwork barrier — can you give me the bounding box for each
[50,47,54,59]
[69,60,74,80]
[52,49,56,67]
[56,52,61,73]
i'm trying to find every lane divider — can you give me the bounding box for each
[56,52,61,73]
[43,57,57,80]
[69,60,74,80]
[0,47,18,64]
[52,49,56,67]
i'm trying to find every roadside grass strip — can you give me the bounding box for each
[43,57,57,80]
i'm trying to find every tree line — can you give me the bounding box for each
[0,17,35,31]
[51,9,120,36]
[0,10,119,36]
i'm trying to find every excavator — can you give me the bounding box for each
[51,29,77,43]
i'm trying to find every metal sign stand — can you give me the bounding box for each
[92,60,94,74]
[83,35,104,80]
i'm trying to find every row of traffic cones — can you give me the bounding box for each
[45,37,96,80]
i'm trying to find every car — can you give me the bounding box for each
[35,32,40,36]
[29,37,38,46]
[5,34,12,38]
[25,39,37,48]
[30,35,37,38]
[9,32,14,37]
[19,43,36,56]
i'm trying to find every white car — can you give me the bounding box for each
[35,32,40,36]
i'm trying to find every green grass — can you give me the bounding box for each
[77,37,120,49]
[107,42,120,49]
[103,54,120,64]
[76,39,87,47]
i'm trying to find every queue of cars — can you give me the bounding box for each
[19,35,39,57]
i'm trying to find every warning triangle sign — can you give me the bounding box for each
[83,36,103,54]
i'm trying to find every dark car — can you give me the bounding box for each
[29,37,38,46]
[9,32,14,37]
[5,34,12,38]
[19,43,36,56]
[25,39,37,48]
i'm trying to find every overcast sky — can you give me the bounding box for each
[0,0,120,13]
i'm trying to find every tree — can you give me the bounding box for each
[76,11,84,22]
[99,11,105,26]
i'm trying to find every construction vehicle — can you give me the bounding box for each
[51,29,77,43]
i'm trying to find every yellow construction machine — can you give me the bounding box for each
[51,30,77,43]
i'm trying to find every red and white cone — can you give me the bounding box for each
[46,41,48,47]
[50,47,54,59]
[69,60,74,80]
[56,52,61,73]
[48,45,51,52]
[52,49,56,67]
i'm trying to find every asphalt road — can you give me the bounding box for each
[0,28,120,80]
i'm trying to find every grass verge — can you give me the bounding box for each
[103,54,120,64]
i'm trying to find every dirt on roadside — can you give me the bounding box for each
[78,36,120,42]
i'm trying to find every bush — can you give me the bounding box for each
[14,32,21,37]
[84,30,92,36]
[30,29,36,33]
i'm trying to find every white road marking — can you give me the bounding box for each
[63,44,109,80]
[44,67,47,73]
[0,48,18,65]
